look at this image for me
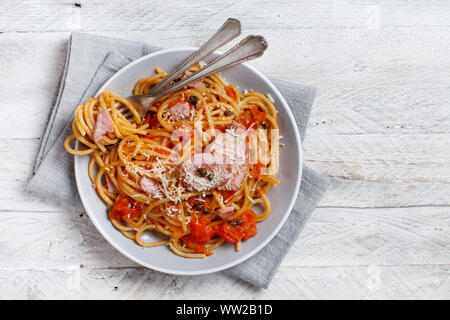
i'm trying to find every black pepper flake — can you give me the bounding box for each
[202,208,210,215]
[73,3,82,8]
[194,204,203,211]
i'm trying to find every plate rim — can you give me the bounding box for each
[74,47,303,275]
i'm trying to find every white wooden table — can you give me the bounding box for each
[0,0,449,299]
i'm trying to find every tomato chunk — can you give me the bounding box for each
[181,217,215,255]
[143,112,160,128]
[226,87,237,101]
[249,163,264,178]
[181,235,209,254]
[250,106,266,123]
[239,209,258,240]
[109,195,142,220]
[214,124,229,132]
[216,209,258,243]
[217,223,243,243]
[237,106,266,129]
[190,217,214,243]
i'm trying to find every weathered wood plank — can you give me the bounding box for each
[1,27,450,138]
[2,138,450,211]
[324,179,450,208]
[0,207,448,270]
[4,175,450,211]
[1,0,450,33]
[303,133,450,182]
[1,0,449,300]
[286,207,450,267]
[0,265,447,299]
[6,135,450,183]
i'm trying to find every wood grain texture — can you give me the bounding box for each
[1,0,450,33]
[0,207,448,270]
[0,265,448,299]
[2,138,450,212]
[0,0,449,299]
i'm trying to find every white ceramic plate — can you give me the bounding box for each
[74,48,302,275]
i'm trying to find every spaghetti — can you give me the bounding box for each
[65,64,280,258]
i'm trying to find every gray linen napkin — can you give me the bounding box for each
[28,33,328,289]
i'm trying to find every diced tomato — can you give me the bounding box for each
[217,223,242,243]
[216,209,257,243]
[237,106,266,129]
[123,206,142,218]
[239,209,258,240]
[143,112,160,128]
[250,106,266,123]
[237,110,252,129]
[109,195,142,220]
[214,124,229,132]
[181,216,215,255]
[226,87,237,101]
[190,217,215,243]
[250,163,264,178]
[181,235,211,255]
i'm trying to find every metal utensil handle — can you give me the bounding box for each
[152,35,268,101]
[148,18,241,95]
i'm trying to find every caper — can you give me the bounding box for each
[202,208,210,215]
[228,219,243,226]
[193,204,203,211]
[189,95,199,107]
[207,173,213,181]
[197,168,207,177]
[224,110,233,116]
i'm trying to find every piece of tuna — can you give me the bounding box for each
[217,206,235,221]
[93,109,114,142]
[168,102,192,121]
[140,176,162,198]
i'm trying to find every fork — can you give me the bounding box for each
[119,28,268,122]
[148,18,241,96]
[118,18,240,121]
